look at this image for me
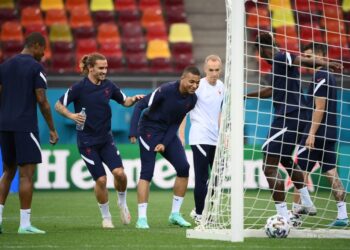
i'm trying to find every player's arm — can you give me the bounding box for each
[178,116,187,146]
[36,88,59,145]
[305,97,326,149]
[246,86,272,98]
[54,100,86,125]
[294,56,342,71]
[123,95,145,107]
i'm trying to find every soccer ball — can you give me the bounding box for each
[288,210,302,228]
[264,215,290,238]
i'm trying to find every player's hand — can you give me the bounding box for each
[305,134,315,149]
[328,61,343,71]
[49,130,59,145]
[154,144,165,152]
[130,136,137,144]
[132,94,145,103]
[70,113,86,126]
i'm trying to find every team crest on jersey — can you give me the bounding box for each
[86,147,92,154]
[146,133,151,139]
[218,90,222,95]
[104,88,110,97]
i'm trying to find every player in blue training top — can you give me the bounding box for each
[129,66,201,229]
[294,43,348,227]
[0,32,59,234]
[246,32,342,222]
[55,53,143,229]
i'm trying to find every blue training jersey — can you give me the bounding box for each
[129,81,197,147]
[305,68,338,139]
[59,77,126,147]
[0,54,47,132]
[272,51,306,116]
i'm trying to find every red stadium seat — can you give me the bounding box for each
[99,42,123,58]
[0,8,17,26]
[299,24,323,45]
[18,0,40,10]
[124,41,146,58]
[139,0,161,11]
[164,0,184,9]
[76,38,98,55]
[65,0,88,12]
[141,8,165,29]
[293,0,317,13]
[171,42,193,57]
[173,53,195,73]
[126,53,149,73]
[24,24,47,36]
[50,53,75,73]
[1,21,23,42]
[117,9,140,26]
[93,11,115,26]
[165,5,187,26]
[97,23,121,44]
[21,6,44,28]
[74,26,96,41]
[149,58,174,73]
[70,8,93,29]
[121,22,144,44]
[146,23,168,41]
[45,9,67,27]
[115,0,137,11]
[51,41,74,55]
[105,56,125,73]
[1,41,23,60]
[246,5,270,29]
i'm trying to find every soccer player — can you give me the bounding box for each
[179,55,224,224]
[129,66,201,229]
[246,32,342,221]
[294,43,348,227]
[55,53,143,229]
[0,32,59,234]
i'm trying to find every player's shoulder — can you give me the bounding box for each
[315,68,330,81]
[159,80,178,93]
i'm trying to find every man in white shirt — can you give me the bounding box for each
[179,55,224,223]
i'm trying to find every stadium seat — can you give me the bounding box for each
[40,0,64,11]
[97,23,121,44]
[121,22,144,44]
[90,0,114,12]
[74,26,96,40]
[164,0,184,9]
[141,8,165,29]
[93,11,115,26]
[18,0,40,10]
[51,41,74,55]
[105,56,124,73]
[99,42,123,57]
[115,0,137,11]
[0,8,17,26]
[149,58,174,73]
[49,24,73,42]
[246,5,270,28]
[45,9,67,27]
[50,53,74,73]
[76,38,98,55]
[126,53,149,72]
[299,24,323,45]
[146,23,168,41]
[24,24,47,36]
[269,0,292,11]
[65,0,88,12]
[173,53,195,72]
[171,42,193,57]
[124,41,146,58]
[1,41,23,60]
[146,39,171,59]
[0,0,14,9]
[21,7,44,28]
[168,23,193,43]
[117,9,140,27]
[165,6,187,26]
[343,0,350,12]
[293,0,317,13]
[139,0,161,11]
[1,21,23,42]
[70,8,93,29]
[271,9,295,28]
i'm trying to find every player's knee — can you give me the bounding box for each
[263,165,277,178]
[96,176,107,187]
[176,162,190,177]
[112,167,126,180]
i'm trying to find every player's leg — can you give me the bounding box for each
[162,137,191,227]
[0,132,17,233]
[136,134,157,229]
[16,132,45,234]
[100,141,130,225]
[79,145,113,228]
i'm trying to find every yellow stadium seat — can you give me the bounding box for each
[90,0,114,12]
[269,0,292,11]
[343,0,350,12]
[146,39,171,59]
[0,0,14,9]
[272,9,295,28]
[40,0,64,11]
[49,24,73,42]
[168,23,193,43]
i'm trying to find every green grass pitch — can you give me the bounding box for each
[0,190,349,249]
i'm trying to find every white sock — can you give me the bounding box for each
[20,209,31,228]
[138,203,148,218]
[298,187,313,207]
[275,202,289,219]
[171,195,184,213]
[98,202,111,219]
[292,202,302,212]
[117,191,127,207]
[0,204,4,224]
[337,201,348,220]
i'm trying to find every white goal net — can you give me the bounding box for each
[187,0,350,241]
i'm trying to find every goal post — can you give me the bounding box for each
[187,0,350,241]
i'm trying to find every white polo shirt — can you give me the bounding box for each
[189,77,225,146]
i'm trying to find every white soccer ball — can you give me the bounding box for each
[264,215,290,238]
[288,210,302,228]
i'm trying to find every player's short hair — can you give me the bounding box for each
[302,42,327,56]
[204,54,222,65]
[24,32,45,48]
[182,65,201,77]
[255,32,276,50]
[79,53,106,75]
